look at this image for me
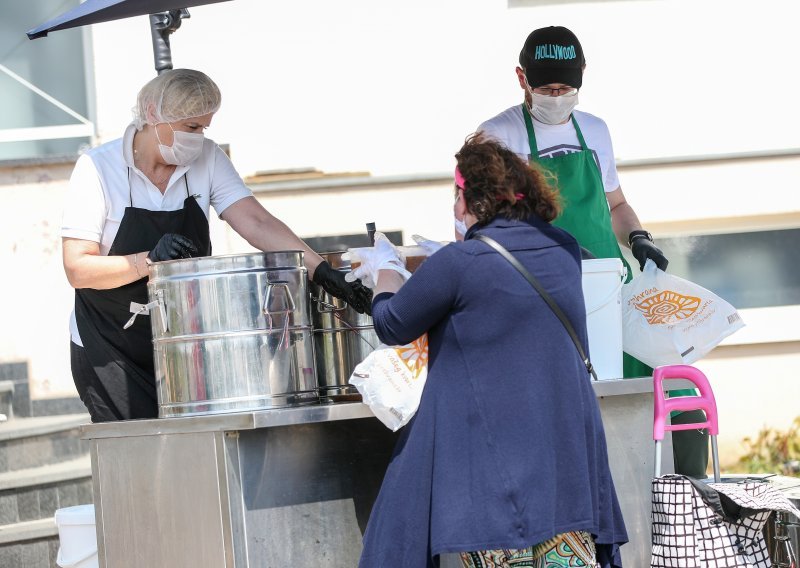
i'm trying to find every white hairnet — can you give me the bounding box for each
[133,69,221,130]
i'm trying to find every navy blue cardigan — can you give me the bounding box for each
[359,215,628,567]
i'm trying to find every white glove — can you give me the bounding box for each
[345,232,411,289]
[412,234,446,256]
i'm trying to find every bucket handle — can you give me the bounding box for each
[584,272,625,316]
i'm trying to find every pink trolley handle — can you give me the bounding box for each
[652,364,721,481]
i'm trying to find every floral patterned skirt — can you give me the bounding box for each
[458,531,597,568]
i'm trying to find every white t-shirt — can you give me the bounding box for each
[477,106,620,193]
[62,123,253,345]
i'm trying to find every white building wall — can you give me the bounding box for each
[620,155,800,231]
[87,0,800,177]
[0,165,74,400]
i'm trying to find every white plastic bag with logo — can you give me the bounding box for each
[348,335,428,431]
[622,260,745,367]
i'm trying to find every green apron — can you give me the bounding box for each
[522,104,650,379]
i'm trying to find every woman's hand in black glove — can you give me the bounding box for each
[312,261,373,315]
[148,234,198,262]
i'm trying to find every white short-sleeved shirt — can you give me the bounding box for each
[477,106,621,194]
[62,123,253,345]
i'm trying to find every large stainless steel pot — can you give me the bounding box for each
[147,251,318,417]
[309,251,378,401]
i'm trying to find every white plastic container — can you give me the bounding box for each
[54,504,99,568]
[581,258,626,380]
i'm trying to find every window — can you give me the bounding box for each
[623,229,800,309]
[0,1,93,161]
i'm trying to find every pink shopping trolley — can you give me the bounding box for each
[650,364,800,568]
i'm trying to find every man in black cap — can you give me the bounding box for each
[479,26,667,279]
[478,26,708,479]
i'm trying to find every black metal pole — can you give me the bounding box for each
[149,14,172,74]
[149,10,190,75]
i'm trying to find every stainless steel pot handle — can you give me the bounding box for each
[263,281,295,317]
[123,289,168,333]
[263,280,295,349]
[155,290,168,333]
[311,295,343,314]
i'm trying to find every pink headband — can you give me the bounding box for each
[454,167,466,190]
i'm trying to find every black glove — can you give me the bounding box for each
[313,260,373,315]
[629,230,668,272]
[148,233,198,262]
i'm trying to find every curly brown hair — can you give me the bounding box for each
[455,132,561,224]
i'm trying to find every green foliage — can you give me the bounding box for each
[737,417,800,477]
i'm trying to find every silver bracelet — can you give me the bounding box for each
[133,253,143,279]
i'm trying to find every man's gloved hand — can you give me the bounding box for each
[629,230,669,271]
[411,234,446,256]
[148,233,198,262]
[313,260,373,315]
[345,232,411,289]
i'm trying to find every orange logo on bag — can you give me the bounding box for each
[395,335,429,379]
[635,290,701,324]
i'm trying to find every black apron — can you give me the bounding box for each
[73,172,211,421]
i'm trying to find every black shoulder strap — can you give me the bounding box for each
[475,234,597,381]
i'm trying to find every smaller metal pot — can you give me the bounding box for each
[310,252,378,401]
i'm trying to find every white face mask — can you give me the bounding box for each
[454,191,468,239]
[528,91,579,125]
[156,123,204,166]
[454,214,468,239]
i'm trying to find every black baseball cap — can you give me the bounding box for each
[519,26,585,89]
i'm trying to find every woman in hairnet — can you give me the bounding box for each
[61,68,370,422]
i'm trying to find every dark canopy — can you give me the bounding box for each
[27,0,233,40]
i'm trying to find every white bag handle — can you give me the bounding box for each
[584,276,624,316]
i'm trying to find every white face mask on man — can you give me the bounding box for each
[528,91,579,125]
[155,122,204,166]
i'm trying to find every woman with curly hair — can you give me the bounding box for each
[353,133,628,567]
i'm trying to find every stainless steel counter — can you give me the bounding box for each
[81,377,682,567]
[81,377,686,438]
[80,399,377,438]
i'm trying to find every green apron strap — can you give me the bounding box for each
[522,104,539,157]
[571,115,589,151]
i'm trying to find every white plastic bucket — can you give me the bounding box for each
[582,258,625,380]
[54,504,99,568]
